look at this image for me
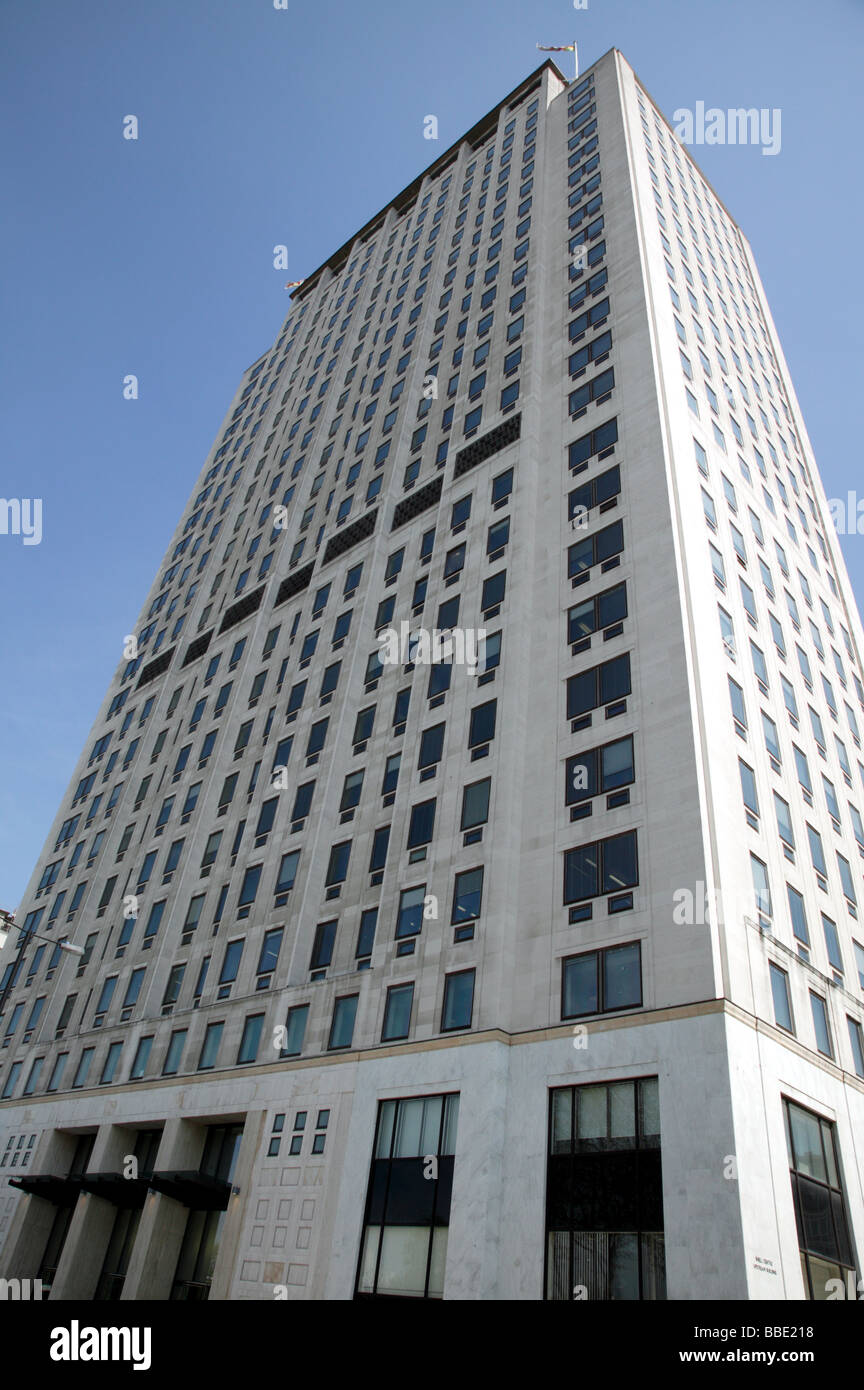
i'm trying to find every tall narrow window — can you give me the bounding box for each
[784,1099,854,1299]
[171,1124,244,1300]
[546,1077,664,1301]
[356,1093,460,1300]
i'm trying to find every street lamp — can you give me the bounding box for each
[0,908,84,1021]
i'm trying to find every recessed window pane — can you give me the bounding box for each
[382,984,414,1041]
[441,970,475,1031]
[328,994,358,1049]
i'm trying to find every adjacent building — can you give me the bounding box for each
[1,48,862,1301]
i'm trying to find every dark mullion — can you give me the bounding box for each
[422,1099,448,1298]
[371,1105,397,1297]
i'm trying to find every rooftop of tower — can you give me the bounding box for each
[283,44,748,322]
[289,57,569,304]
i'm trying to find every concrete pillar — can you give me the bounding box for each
[209,1110,265,1299]
[50,1124,134,1300]
[121,1117,205,1301]
[0,1129,80,1282]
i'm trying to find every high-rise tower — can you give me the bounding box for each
[1,48,862,1302]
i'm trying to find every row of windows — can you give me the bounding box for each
[768,960,864,1076]
[0,968,479,1100]
[132,114,533,654]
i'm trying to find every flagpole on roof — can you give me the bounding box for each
[536,41,579,82]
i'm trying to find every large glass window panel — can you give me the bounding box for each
[281,1004,309,1057]
[562,952,599,1017]
[810,993,833,1058]
[356,1094,459,1300]
[602,832,638,892]
[564,843,599,901]
[382,983,414,1041]
[163,1029,187,1075]
[451,867,483,922]
[461,778,490,829]
[328,994,358,1049]
[237,1013,264,1064]
[601,736,634,790]
[769,963,794,1032]
[784,1099,855,1298]
[603,943,642,1010]
[198,1021,224,1070]
[310,920,337,970]
[546,1078,664,1301]
[441,969,475,1031]
[407,800,436,848]
[396,886,426,938]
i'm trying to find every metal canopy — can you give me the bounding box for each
[8,1173,84,1207]
[78,1172,151,1209]
[146,1169,231,1211]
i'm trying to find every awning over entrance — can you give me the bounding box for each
[8,1173,84,1206]
[146,1169,231,1211]
[78,1172,151,1208]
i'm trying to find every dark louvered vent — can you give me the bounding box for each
[454,413,521,480]
[218,585,265,635]
[391,476,443,531]
[322,508,378,565]
[135,647,175,690]
[182,631,213,668]
[274,562,315,607]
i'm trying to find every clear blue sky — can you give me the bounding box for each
[1,0,862,910]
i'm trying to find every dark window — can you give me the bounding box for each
[568,520,624,577]
[238,864,262,906]
[396,886,426,939]
[452,867,483,922]
[545,1077,664,1300]
[407,799,436,848]
[461,778,491,830]
[382,754,401,796]
[340,770,364,811]
[275,850,299,894]
[326,841,351,886]
[310,920,337,971]
[441,969,475,1031]
[356,907,378,960]
[281,1004,309,1057]
[468,700,496,748]
[562,942,642,1017]
[328,994,359,1050]
[353,706,375,743]
[451,495,472,528]
[568,583,627,641]
[369,826,390,872]
[237,1014,264,1064]
[393,687,411,729]
[382,983,414,1041]
[566,737,634,804]
[355,1093,460,1299]
[255,798,278,838]
[784,1098,855,1299]
[481,571,506,612]
[419,724,445,770]
[306,719,329,756]
[568,417,618,470]
[257,927,283,977]
[568,465,620,517]
[567,654,631,718]
[197,1022,224,1070]
[564,831,638,903]
[491,468,513,505]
